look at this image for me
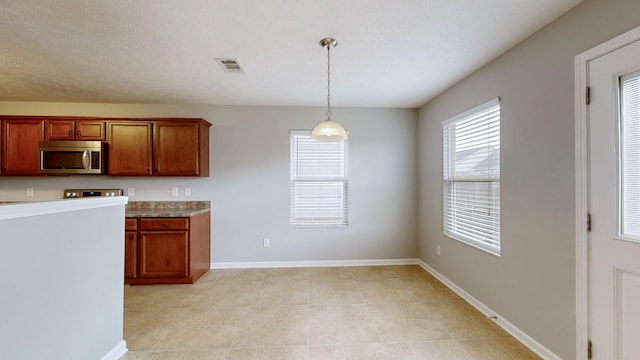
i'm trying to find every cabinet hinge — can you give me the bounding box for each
[587,212,592,232]
[586,87,591,105]
[588,339,592,359]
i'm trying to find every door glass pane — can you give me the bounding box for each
[620,71,640,239]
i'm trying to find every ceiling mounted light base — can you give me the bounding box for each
[311,37,348,142]
[319,38,338,49]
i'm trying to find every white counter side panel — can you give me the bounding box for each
[0,197,127,360]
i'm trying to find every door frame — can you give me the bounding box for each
[575,25,640,360]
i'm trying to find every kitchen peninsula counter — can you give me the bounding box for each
[0,197,128,360]
[125,201,210,217]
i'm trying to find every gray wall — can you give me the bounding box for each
[0,102,419,263]
[0,200,126,359]
[417,0,640,358]
[6,0,637,356]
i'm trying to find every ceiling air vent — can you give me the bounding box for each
[215,58,244,73]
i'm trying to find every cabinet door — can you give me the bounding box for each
[138,231,189,278]
[107,122,152,176]
[44,119,105,141]
[2,119,44,175]
[76,120,105,140]
[124,230,138,280]
[45,120,75,140]
[154,122,200,176]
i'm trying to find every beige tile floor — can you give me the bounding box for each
[121,265,541,359]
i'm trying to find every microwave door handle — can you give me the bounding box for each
[82,150,90,170]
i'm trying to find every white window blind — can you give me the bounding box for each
[620,72,640,239]
[443,98,500,255]
[290,130,348,226]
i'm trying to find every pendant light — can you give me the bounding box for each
[311,38,348,141]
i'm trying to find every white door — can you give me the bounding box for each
[589,39,640,359]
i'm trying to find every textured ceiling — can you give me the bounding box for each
[0,0,582,108]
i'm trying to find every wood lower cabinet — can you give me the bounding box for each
[139,218,189,279]
[124,219,138,279]
[125,212,210,285]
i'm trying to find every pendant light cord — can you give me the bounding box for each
[326,44,332,119]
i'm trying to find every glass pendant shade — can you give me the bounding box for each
[311,118,348,141]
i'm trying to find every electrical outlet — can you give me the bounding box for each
[184,188,191,197]
[263,238,271,247]
[26,188,34,197]
[171,187,179,197]
[128,187,135,196]
[436,245,441,256]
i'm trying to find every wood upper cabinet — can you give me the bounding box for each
[0,116,210,176]
[107,118,210,177]
[107,121,153,176]
[154,121,210,176]
[45,119,105,141]
[1,118,44,175]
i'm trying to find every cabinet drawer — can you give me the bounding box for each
[125,218,137,230]
[140,218,189,230]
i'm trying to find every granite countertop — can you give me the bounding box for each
[125,201,211,218]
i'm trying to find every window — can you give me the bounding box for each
[443,98,500,255]
[290,130,348,226]
[619,71,640,240]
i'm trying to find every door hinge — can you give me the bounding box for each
[586,87,591,105]
[588,339,592,359]
[587,212,592,232]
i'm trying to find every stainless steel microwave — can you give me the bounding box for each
[38,141,104,175]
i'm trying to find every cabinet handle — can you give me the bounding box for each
[68,130,73,137]
[76,131,81,137]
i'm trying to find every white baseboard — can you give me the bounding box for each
[210,258,419,269]
[416,260,561,360]
[101,340,127,360]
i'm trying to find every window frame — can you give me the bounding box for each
[290,130,348,227]
[617,71,640,242]
[442,97,501,256]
